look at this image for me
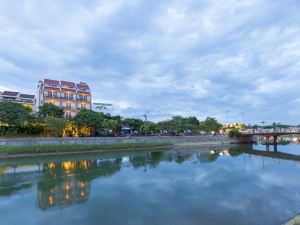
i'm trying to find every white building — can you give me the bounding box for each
[0,91,35,110]
[92,103,113,115]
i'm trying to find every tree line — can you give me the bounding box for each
[0,102,222,137]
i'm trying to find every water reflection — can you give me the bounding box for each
[1,145,300,225]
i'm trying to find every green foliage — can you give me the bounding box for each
[199,117,222,133]
[45,116,67,137]
[38,103,64,118]
[122,118,144,131]
[0,142,173,156]
[73,109,104,135]
[140,121,157,134]
[0,102,30,126]
[157,116,200,133]
[16,124,44,136]
[227,129,242,137]
[101,119,121,135]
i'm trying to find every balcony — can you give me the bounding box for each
[61,97,75,100]
[44,95,59,99]
[77,98,89,102]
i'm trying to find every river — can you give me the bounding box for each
[0,144,300,225]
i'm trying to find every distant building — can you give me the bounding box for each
[92,102,113,115]
[36,79,92,118]
[0,91,35,109]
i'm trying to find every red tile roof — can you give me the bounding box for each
[44,79,60,85]
[61,80,75,86]
[76,82,90,90]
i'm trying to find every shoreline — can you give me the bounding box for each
[0,141,231,159]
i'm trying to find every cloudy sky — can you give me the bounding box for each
[0,0,299,124]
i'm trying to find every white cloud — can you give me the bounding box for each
[0,0,299,123]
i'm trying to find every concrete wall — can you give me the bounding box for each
[0,135,231,146]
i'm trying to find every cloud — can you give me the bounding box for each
[0,0,300,123]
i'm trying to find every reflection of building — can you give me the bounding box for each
[92,102,113,115]
[37,177,90,210]
[36,79,92,118]
[0,91,35,109]
[37,161,92,210]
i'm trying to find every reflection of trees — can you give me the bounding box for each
[1,148,236,203]
[197,151,220,163]
[129,151,166,169]
[149,151,163,168]
[228,149,243,157]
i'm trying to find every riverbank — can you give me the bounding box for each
[0,142,173,158]
[283,214,300,225]
[0,135,231,146]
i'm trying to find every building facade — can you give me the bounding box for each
[0,91,35,109]
[36,79,92,118]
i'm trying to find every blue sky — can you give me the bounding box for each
[0,0,300,124]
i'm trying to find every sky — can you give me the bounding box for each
[0,0,300,124]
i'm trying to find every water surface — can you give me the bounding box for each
[1,144,300,225]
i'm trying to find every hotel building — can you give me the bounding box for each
[36,79,92,118]
[0,91,35,110]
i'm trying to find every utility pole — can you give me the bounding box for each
[226,110,230,124]
[241,112,245,125]
[143,114,147,122]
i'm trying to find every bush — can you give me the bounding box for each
[16,124,45,136]
[227,129,242,138]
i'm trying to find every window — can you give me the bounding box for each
[66,102,71,109]
[65,111,72,119]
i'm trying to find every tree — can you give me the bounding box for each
[199,117,222,133]
[140,121,157,134]
[45,116,67,137]
[227,128,242,138]
[102,119,120,135]
[38,103,64,118]
[156,116,200,133]
[73,109,104,136]
[122,118,144,131]
[0,102,30,126]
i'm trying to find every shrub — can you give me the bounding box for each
[227,129,242,138]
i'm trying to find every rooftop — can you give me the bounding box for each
[1,91,20,96]
[44,79,60,86]
[42,79,90,90]
[19,94,35,99]
[0,91,35,100]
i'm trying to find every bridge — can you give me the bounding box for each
[232,144,300,162]
[237,132,300,144]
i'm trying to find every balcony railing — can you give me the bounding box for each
[77,98,89,102]
[62,106,76,110]
[61,97,75,100]
[44,95,59,99]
